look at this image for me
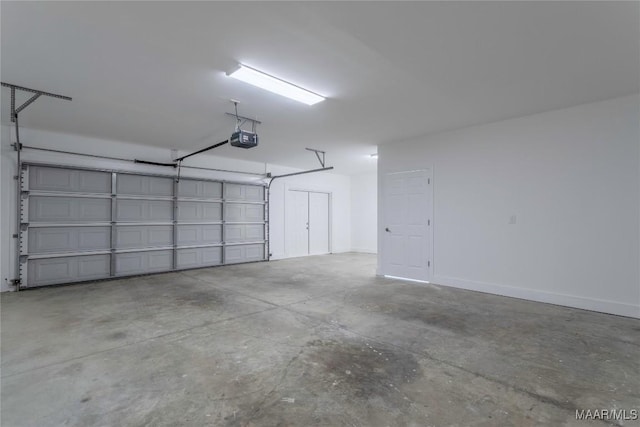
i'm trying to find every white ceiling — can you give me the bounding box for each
[2,1,638,174]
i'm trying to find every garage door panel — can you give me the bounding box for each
[149,250,173,269]
[225,203,264,222]
[225,184,264,202]
[28,255,110,286]
[116,199,172,222]
[80,201,111,219]
[29,197,111,223]
[29,166,111,193]
[177,224,222,246]
[116,253,143,274]
[30,167,72,192]
[225,224,264,243]
[78,255,111,278]
[22,164,268,288]
[178,180,222,199]
[177,249,198,268]
[148,201,173,221]
[78,172,111,193]
[148,227,173,246]
[177,247,222,268]
[28,257,73,286]
[29,228,71,253]
[116,225,173,249]
[225,225,243,242]
[115,250,173,275]
[117,174,173,196]
[246,204,265,222]
[177,201,222,222]
[224,244,265,264]
[28,226,111,254]
[78,228,111,249]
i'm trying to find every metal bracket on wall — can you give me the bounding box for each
[305,148,326,168]
[2,82,72,122]
[2,82,72,291]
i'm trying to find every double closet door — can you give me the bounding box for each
[288,190,330,258]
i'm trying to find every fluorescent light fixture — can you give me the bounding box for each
[370,153,378,158]
[227,64,325,106]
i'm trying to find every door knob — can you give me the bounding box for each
[385,227,391,232]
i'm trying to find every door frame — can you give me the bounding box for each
[380,168,434,282]
[284,185,333,257]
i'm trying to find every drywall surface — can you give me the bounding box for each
[351,172,377,253]
[378,94,640,318]
[0,126,351,290]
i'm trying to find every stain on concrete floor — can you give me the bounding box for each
[305,339,420,401]
[1,253,638,427]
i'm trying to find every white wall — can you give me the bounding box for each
[0,126,351,290]
[351,172,377,253]
[379,94,640,318]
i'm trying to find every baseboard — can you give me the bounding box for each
[351,247,377,254]
[271,250,350,260]
[433,275,640,319]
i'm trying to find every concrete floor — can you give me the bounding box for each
[1,253,638,427]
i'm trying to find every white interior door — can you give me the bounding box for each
[309,192,329,255]
[382,170,431,281]
[289,190,310,258]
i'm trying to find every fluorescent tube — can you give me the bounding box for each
[227,64,325,106]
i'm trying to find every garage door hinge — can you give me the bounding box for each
[428,219,430,226]
[428,178,430,184]
[428,260,431,267]
[12,234,18,238]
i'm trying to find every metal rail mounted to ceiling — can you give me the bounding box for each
[22,145,267,177]
[134,101,263,180]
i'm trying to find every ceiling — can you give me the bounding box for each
[2,1,638,174]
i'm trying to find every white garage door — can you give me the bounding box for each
[20,164,267,288]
